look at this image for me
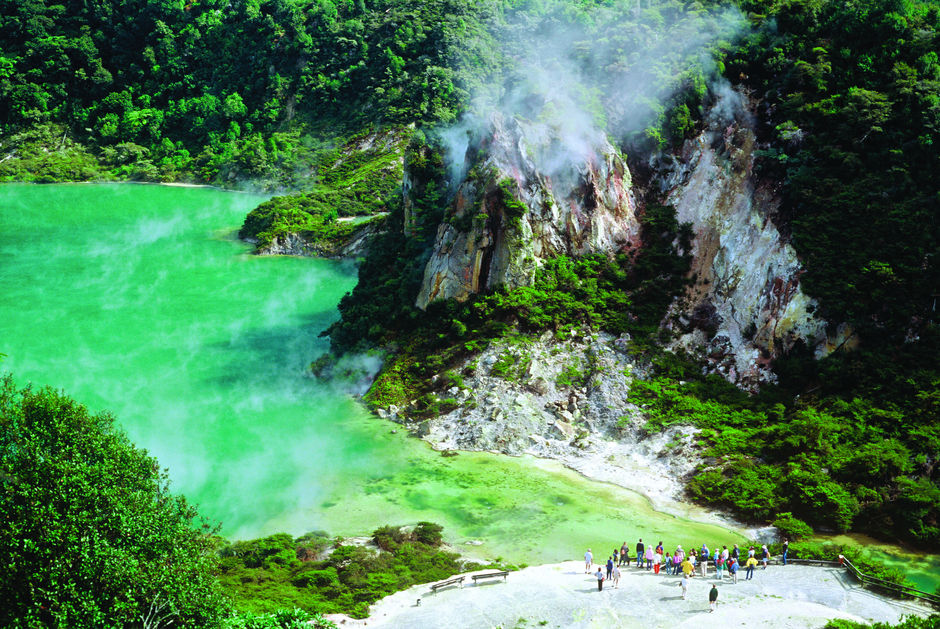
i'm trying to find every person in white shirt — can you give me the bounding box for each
[585,548,593,574]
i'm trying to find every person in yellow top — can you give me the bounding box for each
[681,558,695,577]
[745,555,759,580]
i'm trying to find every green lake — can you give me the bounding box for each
[4,182,924,573]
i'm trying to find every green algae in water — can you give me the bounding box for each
[819,533,940,593]
[1,183,750,565]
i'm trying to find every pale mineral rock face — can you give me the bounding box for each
[658,87,836,387]
[411,89,841,388]
[414,112,641,310]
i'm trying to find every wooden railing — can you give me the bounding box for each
[767,556,940,608]
[840,556,940,608]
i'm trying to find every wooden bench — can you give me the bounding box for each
[471,571,509,584]
[430,576,465,592]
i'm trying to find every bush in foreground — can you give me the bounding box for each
[0,375,227,628]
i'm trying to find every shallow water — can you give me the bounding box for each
[820,533,940,593]
[2,183,752,562]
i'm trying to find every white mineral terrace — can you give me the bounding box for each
[326,561,933,628]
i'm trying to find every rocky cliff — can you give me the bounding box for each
[405,91,840,388]
[253,217,385,258]
[652,87,845,388]
[414,113,641,309]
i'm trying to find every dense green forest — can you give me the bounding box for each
[0,0,494,184]
[0,0,738,184]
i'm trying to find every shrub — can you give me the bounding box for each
[771,512,814,541]
[218,524,484,619]
[372,525,407,552]
[0,376,227,628]
[413,522,444,546]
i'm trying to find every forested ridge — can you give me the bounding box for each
[0,0,497,184]
[2,0,940,623]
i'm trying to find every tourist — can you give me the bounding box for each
[709,584,719,612]
[701,551,708,578]
[745,555,758,580]
[645,545,654,570]
[721,545,730,563]
[612,564,621,588]
[782,539,789,566]
[731,544,740,563]
[728,558,739,584]
[606,556,614,581]
[663,552,672,575]
[653,547,662,574]
[761,544,770,569]
[595,566,605,591]
[672,551,682,575]
[748,546,755,559]
[681,556,695,578]
[681,573,690,599]
[620,542,629,566]
[636,539,645,568]
[585,548,593,574]
[613,547,619,567]
[715,552,725,580]
[656,541,664,556]
[701,542,709,562]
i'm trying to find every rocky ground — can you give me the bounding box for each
[326,561,934,628]
[377,329,764,535]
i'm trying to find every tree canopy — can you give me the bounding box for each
[0,375,227,628]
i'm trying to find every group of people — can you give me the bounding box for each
[584,537,788,611]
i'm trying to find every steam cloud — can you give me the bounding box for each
[439,2,748,182]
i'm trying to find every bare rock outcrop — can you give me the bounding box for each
[414,113,641,309]
[655,87,842,388]
[254,217,385,258]
[408,92,840,388]
[380,331,713,517]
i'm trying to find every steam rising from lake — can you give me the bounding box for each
[0,183,746,559]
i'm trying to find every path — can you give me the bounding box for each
[327,561,933,628]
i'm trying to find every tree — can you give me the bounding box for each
[0,375,227,628]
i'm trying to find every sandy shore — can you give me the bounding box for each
[327,561,933,628]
